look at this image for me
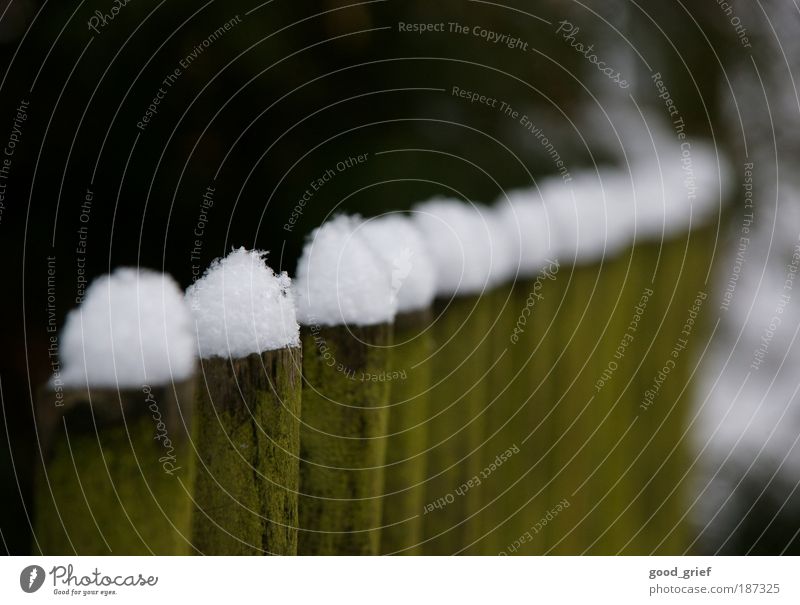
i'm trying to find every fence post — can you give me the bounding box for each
[380,308,434,555]
[294,215,396,555]
[186,248,302,555]
[413,199,502,554]
[36,269,196,555]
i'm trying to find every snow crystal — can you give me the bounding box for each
[185,248,300,359]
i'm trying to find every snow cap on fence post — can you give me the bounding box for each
[185,247,300,359]
[411,198,496,297]
[611,119,732,240]
[539,172,635,265]
[494,188,551,277]
[477,204,518,286]
[358,214,436,313]
[294,214,398,326]
[58,268,195,387]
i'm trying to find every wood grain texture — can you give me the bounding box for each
[380,309,433,555]
[298,322,392,555]
[191,347,301,555]
[35,380,196,555]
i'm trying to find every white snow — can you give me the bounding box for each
[58,268,195,387]
[494,188,551,277]
[522,130,730,264]
[579,107,731,245]
[294,214,397,326]
[475,205,518,286]
[185,248,300,359]
[411,198,494,296]
[610,116,731,240]
[358,214,436,313]
[537,172,635,264]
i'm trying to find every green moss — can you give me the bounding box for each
[473,286,521,554]
[545,263,598,554]
[380,309,433,555]
[191,347,301,555]
[580,253,638,554]
[35,382,196,555]
[298,323,393,555]
[635,239,689,554]
[497,269,561,555]
[421,295,493,555]
[647,226,716,554]
[623,224,716,554]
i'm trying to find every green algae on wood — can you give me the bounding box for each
[504,263,564,555]
[470,285,520,555]
[298,322,393,555]
[380,309,434,555]
[35,380,196,555]
[624,223,716,554]
[191,347,301,555]
[634,238,689,554]
[579,253,641,554]
[495,270,561,555]
[638,225,716,554]
[659,226,717,554]
[546,262,597,555]
[478,284,527,555]
[421,295,493,555]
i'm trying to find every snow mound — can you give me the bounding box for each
[411,198,494,296]
[358,214,436,313]
[539,172,635,264]
[294,214,397,326]
[495,188,552,277]
[58,268,195,387]
[186,248,300,359]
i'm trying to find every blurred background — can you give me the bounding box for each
[0,0,798,554]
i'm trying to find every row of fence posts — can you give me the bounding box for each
[35,149,728,554]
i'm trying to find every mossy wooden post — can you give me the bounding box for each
[635,224,716,554]
[498,260,561,555]
[580,252,639,554]
[380,309,433,555]
[480,282,529,554]
[35,380,195,555]
[546,262,597,555]
[627,224,713,554]
[191,347,301,555]
[477,285,518,555]
[660,224,717,553]
[614,236,663,555]
[634,237,688,553]
[421,294,494,554]
[298,323,392,555]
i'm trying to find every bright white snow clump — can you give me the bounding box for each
[477,205,518,285]
[186,248,300,359]
[494,188,551,277]
[294,214,397,326]
[58,268,195,387]
[412,198,494,296]
[358,214,436,313]
[539,172,636,264]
